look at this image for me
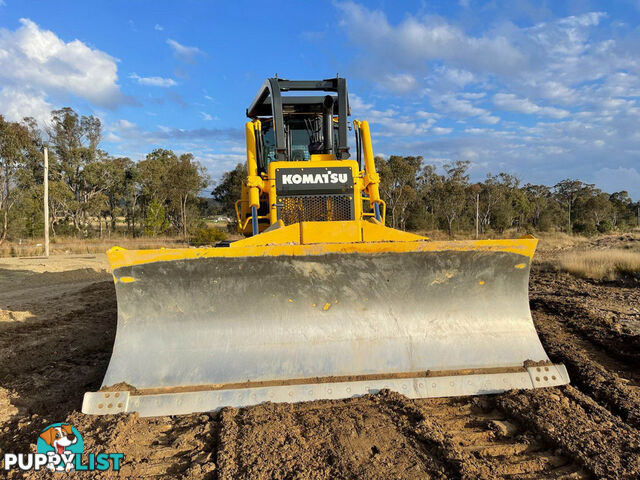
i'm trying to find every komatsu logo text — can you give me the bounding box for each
[275,167,354,195]
[281,171,348,186]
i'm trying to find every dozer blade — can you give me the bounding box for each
[83,223,568,417]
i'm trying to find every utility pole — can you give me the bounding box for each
[43,147,49,258]
[475,193,479,239]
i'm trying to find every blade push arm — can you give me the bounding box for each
[245,120,264,235]
[354,120,385,223]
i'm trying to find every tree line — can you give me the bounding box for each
[375,156,638,235]
[2,109,638,245]
[213,157,639,237]
[0,108,209,245]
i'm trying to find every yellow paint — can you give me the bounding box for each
[236,115,393,234]
[479,280,485,285]
[362,220,427,242]
[323,303,331,311]
[106,224,537,271]
[301,221,360,244]
[119,276,136,283]
[288,298,293,303]
[245,121,261,209]
[515,263,526,269]
[355,120,382,207]
[309,154,335,162]
[312,303,317,307]
[237,121,386,233]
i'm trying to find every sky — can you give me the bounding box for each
[1,1,640,199]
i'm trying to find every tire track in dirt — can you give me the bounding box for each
[16,412,219,479]
[533,295,640,367]
[0,280,117,476]
[383,393,588,479]
[496,386,640,479]
[530,270,640,367]
[531,309,640,429]
[0,281,116,422]
[376,392,492,479]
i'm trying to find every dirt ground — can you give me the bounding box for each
[0,237,639,479]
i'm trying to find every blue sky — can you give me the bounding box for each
[1,1,640,199]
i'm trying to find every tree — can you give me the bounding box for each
[609,191,633,228]
[48,107,103,232]
[584,191,613,230]
[376,155,422,230]
[0,116,37,244]
[553,179,589,234]
[212,163,246,219]
[123,163,142,237]
[138,149,178,205]
[166,153,209,239]
[100,157,133,236]
[482,173,525,233]
[144,198,169,236]
[434,161,470,236]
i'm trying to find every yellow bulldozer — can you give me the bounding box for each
[83,78,568,417]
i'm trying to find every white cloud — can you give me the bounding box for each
[460,92,486,100]
[166,38,203,63]
[0,18,125,112]
[432,127,453,135]
[104,132,121,142]
[116,119,136,129]
[0,86,52,123]
[493,93,569,118]
[0,18,128,124]
[380,73,418,93]
[337,2,524,76]
[129,72,177,87]
[432,93,489,117]
[154,24,163,31]
[201,112,213,121]
[350,93,431,137]
[436,66,475,87]
[415,110,440,120]
[479,114,500,124]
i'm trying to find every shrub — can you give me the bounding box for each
[597,220,613,234]
[190,226,227,246]
[144,199,169,236]
[572,221,597,236]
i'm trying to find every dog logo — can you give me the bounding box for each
[36,423,84,472]
[3,422,122,473]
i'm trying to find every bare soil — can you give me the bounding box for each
[0,237,638,479]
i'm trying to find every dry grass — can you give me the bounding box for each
[535,232,589,252]
[0,236,189,258]
[559,249,640,280]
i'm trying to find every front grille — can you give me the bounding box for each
[279,195,353,224]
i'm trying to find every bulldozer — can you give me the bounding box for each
[83,78,568,417]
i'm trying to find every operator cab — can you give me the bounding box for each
[239,78,380,236]
[246,78,351,173]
